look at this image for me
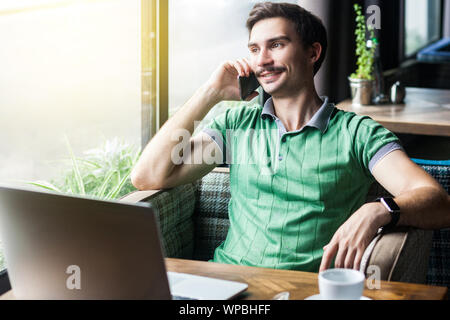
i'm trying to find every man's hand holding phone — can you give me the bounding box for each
[205,58,260,103]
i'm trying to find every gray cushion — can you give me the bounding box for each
[136,183,196,259]
[192,171,230,261]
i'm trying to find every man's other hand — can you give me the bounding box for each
[319,202,390,272]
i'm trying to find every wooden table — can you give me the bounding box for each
[337,87,450,137]
[1,258,447,300]
[165,259,447,300]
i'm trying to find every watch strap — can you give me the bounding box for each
[375,197,400,232]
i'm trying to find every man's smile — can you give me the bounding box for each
[260,71,283,82]
[257,67,286,83]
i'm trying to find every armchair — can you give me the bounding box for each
[120,163,449,288]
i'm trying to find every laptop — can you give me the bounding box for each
[0,184,248,300]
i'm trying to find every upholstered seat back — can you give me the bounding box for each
[417,162,450,288]
[193,171,231,261]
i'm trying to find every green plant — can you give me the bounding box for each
[350,3,377,80]
[25,136,141,200]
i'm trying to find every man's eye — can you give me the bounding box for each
[250,47,259,53]
[272,42,282,48]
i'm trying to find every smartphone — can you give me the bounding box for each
[238,72,260,101]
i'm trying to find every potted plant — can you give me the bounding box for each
[348,3,377,106]
[23,136,141,200]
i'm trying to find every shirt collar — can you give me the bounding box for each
[260,96,335,134]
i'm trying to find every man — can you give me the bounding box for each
[131,2,449,272]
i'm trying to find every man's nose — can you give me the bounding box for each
[256,48,274,68]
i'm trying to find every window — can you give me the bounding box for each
[0,0,153,273]
[169,0,299,133]
[404,0,442,57]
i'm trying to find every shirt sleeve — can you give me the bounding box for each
[351,116,403,179]
[368,141,404,173]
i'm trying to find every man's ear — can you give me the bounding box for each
[310,42,322,64]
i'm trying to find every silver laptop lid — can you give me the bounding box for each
[0,184,171,299]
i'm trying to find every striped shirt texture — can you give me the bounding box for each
[202,97,402,272]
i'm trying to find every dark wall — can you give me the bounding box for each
[368,0,403,70]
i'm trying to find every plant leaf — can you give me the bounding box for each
[24,181,62,193]
[75,158,102,169]
[95,169,116,198]
[64,135,85,195]
[106,170,132,199]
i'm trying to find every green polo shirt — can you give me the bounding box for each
[202,97,402,272]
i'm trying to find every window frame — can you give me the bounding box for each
[400,0,444,61]
[141,0,168,150]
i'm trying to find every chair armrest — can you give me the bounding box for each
[361,227,433,284]
[119,184,197,259]
[119,189,163,203]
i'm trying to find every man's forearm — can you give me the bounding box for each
[131,85,221,189]
[375,186,450,230]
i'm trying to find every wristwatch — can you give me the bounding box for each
[375,197,400,232]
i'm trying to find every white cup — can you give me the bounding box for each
[318,268,365,300]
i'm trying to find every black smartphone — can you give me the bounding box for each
[238,72,260,100]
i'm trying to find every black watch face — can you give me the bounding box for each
[382,198,400,211]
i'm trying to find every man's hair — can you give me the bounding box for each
[246,2,327,76]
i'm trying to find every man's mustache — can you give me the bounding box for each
[255,66,286,77]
